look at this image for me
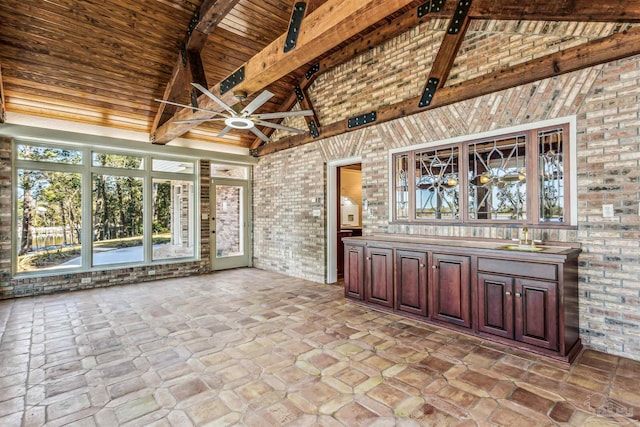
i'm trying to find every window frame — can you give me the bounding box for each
[12,142,200,277]
[388,117,576,227]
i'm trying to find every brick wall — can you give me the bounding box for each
[253,22,640,360]
[0,147,211,298]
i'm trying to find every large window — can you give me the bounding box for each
[391,121,573,226]
[14,142,198,275]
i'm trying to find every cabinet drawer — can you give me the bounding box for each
[477,258,557,281]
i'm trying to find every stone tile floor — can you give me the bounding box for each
[0,268,639,426]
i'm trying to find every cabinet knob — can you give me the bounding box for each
[515,292,522,298]
[420,264,425,268]
[505,291,512,296]
[432,265,438,269]
[366,257,371,260]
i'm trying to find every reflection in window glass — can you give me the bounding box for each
[415,147,459,220]
[539,128,565,222]
[17,145,82,164]
[92,152,143,169]
[216,185,243,258]
[17,170,82,273]
[152,159,194,174]
[468,135,527,220]
[152,179,194,260]
[92,175,144,265]
[211,163,248,179]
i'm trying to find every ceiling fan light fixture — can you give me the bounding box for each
[225,117,254,129]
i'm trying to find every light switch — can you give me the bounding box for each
[602,204,614,218]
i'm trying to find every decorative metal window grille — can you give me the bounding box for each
[395,154,409,220]
[468,135,527,220]
[415,146,459,220]
[538,128,565,222]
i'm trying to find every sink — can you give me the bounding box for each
[498,244,544,252]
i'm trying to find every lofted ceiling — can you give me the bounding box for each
[1,0,640,155]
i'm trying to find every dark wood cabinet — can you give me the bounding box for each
[344,243,364,299]
[431,253,471,328]
[478,273,515,339]
[342,234,582,364]
[515,279,558,351]
[365,247,393,308]
[395,250,428,316]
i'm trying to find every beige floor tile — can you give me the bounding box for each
[0,268,639,426]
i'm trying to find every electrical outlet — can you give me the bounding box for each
[602,204,614,218]
[81,277,91,284]
[148,270,156,276]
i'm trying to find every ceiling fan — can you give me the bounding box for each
[155,83,313,142]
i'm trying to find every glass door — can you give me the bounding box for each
[211,179,249,270]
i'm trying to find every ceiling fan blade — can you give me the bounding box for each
[191,83,236,115]
[173,117,228,124]
[154,99,225,117]
[255,120,306,134]
[218,126,233,138]
[255,110,314,119]
[241,90,274,116]
[249,126,270,142]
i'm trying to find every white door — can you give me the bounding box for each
[211,179,250,270]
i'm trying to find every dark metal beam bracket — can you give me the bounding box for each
[348,111,377,128]
[294,86,305,102]
[419,77,440,108]
[448,0,471,34]
[417,0,446,17]
[220,67,245,95]
[305,63,320,80]
[284,2,307,53]
[308,120,320,137]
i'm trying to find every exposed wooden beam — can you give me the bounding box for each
[0,63,5,123]
[419,0,472,107]
[250,1,455,149]
[152,0,418,144]
[151,0,240,132]
[469,0,640,22]
[249,0,320,149]
[257,26,640,156]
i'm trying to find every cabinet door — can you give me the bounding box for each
[365,247,394,308]
[396,250,428,316]
[478,273,514,339]
[344,244,364,299]
[431,254,471,328]
[515,279,558,351]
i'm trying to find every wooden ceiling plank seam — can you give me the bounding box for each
[7,92,153,123]
[0,50,165,97]
[468,0,640,22]
[0,63,5,123]
[152,0,241,132]
[6,81,156,116]
[0,1,192,53]
[0,31,177,84]
[257,25,640,156]
[152,0,419,144]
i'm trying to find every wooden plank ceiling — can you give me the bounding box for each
[1,0,640,154]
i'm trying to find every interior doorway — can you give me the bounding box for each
[211,179,250,270]
[326,157,362,284]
